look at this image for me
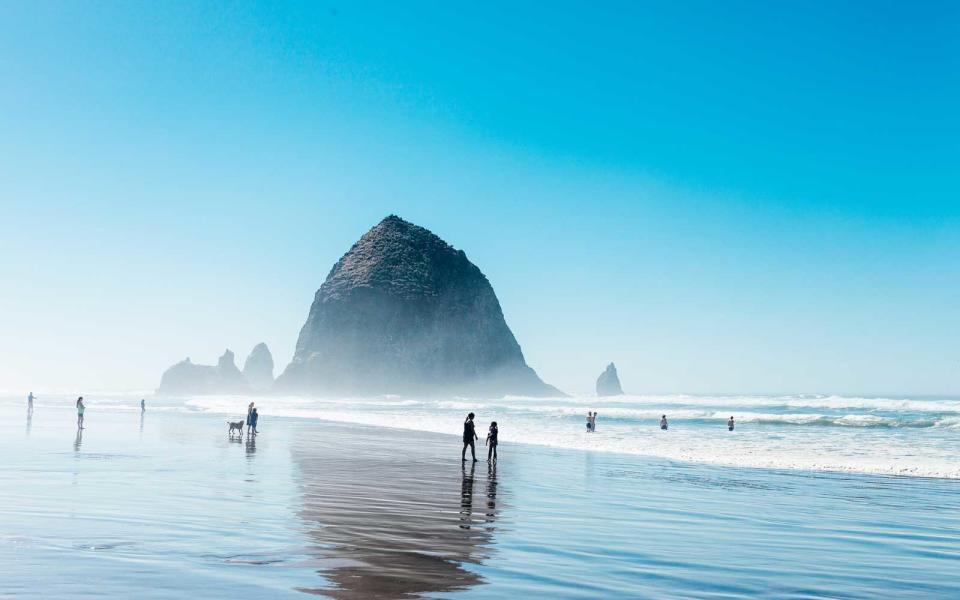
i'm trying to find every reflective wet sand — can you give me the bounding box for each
[292,423,502,598]
[2,399,960,599]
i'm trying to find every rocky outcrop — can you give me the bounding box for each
[278,215,562,397]
[158,349,248,394]
[242,342,275,390]
[596,362,624,396]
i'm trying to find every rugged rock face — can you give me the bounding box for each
[278,215,561,397]
[158,349,248,394]
[596,362,624,396]
[242,342,275,390]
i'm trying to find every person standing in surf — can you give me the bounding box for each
[28,392,35,414]
[660,414,668,430]
[586,411,594,432]
[727,416,735,431]
[76,396,85,429]
[462,413,478,462]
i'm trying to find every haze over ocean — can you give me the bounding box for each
[3,4,960,599]
[1,1,958,396]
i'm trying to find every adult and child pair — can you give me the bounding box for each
[462,413,497,463]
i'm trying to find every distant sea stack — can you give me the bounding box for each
[242,342,275,390]
[596,362,624,396]
[158,349,248,394]
[278,215,562,397]
[158,345,275,394]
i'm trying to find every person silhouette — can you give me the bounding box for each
[461,413,478,462]
[727,416,735,431]
[250,407,259,435]
[660,414,668,430]
[76,397,85,429]
[485,421,498,462]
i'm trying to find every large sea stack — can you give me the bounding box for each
[278,215,561,397]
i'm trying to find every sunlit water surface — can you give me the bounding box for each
[1,396,959,598]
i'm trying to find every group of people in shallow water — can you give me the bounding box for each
[460,409,739,462]
[29,393,263,438]
[461,413,498,463]
[25,393,148,430]
[586,411,736,432]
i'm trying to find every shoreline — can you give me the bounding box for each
[9,393,960,480]
[2,403,960,598]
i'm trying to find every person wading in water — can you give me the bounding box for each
[76,397,85,429]
[462,413,479,462]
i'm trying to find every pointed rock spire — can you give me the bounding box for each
[596,362,624,396]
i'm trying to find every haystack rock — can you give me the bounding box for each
[158,349,248,394]
[596,362,624,396]
[278,215,562,397]
[242,342,275,390]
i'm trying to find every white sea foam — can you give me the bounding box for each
[10,392,960,478]
[169,392,960,479]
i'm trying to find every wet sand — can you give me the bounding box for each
[292,423,500,598]
[2,399,960,598]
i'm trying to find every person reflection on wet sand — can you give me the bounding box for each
[485,462,498,522]
[245,434,256,456]
[293,425,503,599]
[459,462,476,529]
[74,428,83,452]
[26,412,32,437]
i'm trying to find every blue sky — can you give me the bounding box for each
[1,1,957,395]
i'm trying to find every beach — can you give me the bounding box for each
[2,397,960,599]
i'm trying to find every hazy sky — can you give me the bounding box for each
[1,1,958,396]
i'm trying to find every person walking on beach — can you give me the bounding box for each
[249,407,259,436]
[727,416,735,431]
[462,413,478,462]
[246,402,255,436]
[141,398,146,412]
[486,421,498,462]
[28,392,35,414]
[76,396,85,429]
[660,414,668,430]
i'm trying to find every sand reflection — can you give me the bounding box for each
[293,426,503,599]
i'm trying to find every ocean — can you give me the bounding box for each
[2,393,959,598]
[183,391,960,478]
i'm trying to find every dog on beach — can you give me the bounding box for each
[228,420,245,436]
